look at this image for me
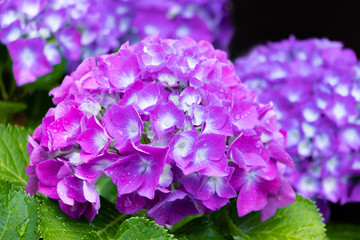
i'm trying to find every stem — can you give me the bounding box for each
[0,67,8,100]
[9,73,17,100]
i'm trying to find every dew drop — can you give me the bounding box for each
[255,141,262,148]
[235,114,240,120]
[16,219,29,237]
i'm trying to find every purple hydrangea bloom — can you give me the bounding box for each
[0,0,232,86]
[26,36,295,225]
[235,37,360,214]
[130,0,233,50]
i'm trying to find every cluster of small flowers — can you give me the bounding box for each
[0,0,232,86]
[235,37,360,209]
[130,0,232,51]
[26,36,295,225]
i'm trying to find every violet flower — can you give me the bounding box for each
[235,37,360,216]
[0,0,232,86]
[26,36,295,225]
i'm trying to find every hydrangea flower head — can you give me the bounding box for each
[0,0,232,86]
[235,37,360,215]
[26,36,295,224]
[131,0,232,50]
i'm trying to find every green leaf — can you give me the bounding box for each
[169,214,204,233]
[0,125,32,188]
[326,222,360,240]
[0,101,26,113]
[96,175,118,204]
[0,179,40,239]
[226,195,326,240]
[0,101,27,123]
[174,195,326,240]
[39,197,128,240]
[173,215,229,240]
[115,217,175,240]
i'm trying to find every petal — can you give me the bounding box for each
[36,160,64,187]
[76,152,119,182]
[202,194,229,211]
[83,181,98,203]
[116,192,147,214]
[237,185,267,217]
[103,104,143,150]
[104,155,145,196]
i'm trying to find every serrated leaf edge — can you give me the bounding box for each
[116,217,175,240]
[0,178,40,239]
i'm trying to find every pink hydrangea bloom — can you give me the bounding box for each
[26,36,295,224]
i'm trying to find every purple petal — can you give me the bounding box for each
[42,8,66,32]
[57,26,81,61]
[26,175,38,196]
[59,200,88,220]
[147,190,199,225]
[76,152,119,182]
[105,145,168,199]
[237,185,267,217]
[14,0,47,19]
[202,194,229,211]
[36,159,65,187]
[103,54,141,90]
[116,192,147,214]
[150,101,184,138]
[7,38,52,86]
[38,182,59,199]
[103,104,143,150]
[0,20,22,43]
[203,106,233,136]
[44,42,61,65]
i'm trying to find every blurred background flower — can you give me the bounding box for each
[0,0,232,86]
[235,37,360,222]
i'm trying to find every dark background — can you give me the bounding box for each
[229,0,360,60]
[230,0,360,224]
